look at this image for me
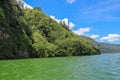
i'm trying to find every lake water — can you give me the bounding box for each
[0,53,120,80]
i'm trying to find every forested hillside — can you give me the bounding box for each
[0,0,100,59]
[0,0,36,59]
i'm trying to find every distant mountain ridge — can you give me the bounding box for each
[85,37,120,53]
[97,43,120,53]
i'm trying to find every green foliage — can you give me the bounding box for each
[0,7,5,23]
[56,37,100,56]
[59,21,70,31]
[0,0,101,59]
[33,42,57,57]
[0,0,36,59]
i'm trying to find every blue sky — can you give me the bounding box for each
[24,0,120,44]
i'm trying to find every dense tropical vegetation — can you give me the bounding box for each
[0,0,100,59]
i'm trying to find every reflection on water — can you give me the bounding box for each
[0,53,120,80]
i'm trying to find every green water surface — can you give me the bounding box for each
[0,53,120,80]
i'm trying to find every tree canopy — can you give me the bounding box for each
[0,0,100,59]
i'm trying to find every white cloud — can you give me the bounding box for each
[50,16,68,25]
[67,0,76,4]
[50,16,60,23]
[16,0,33,9]
[69,22,75,30]
[73,27,90,35]
[62,18,69,26]
[89,34,99,39]
[100,34,120,42]
[50,15,75,29]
